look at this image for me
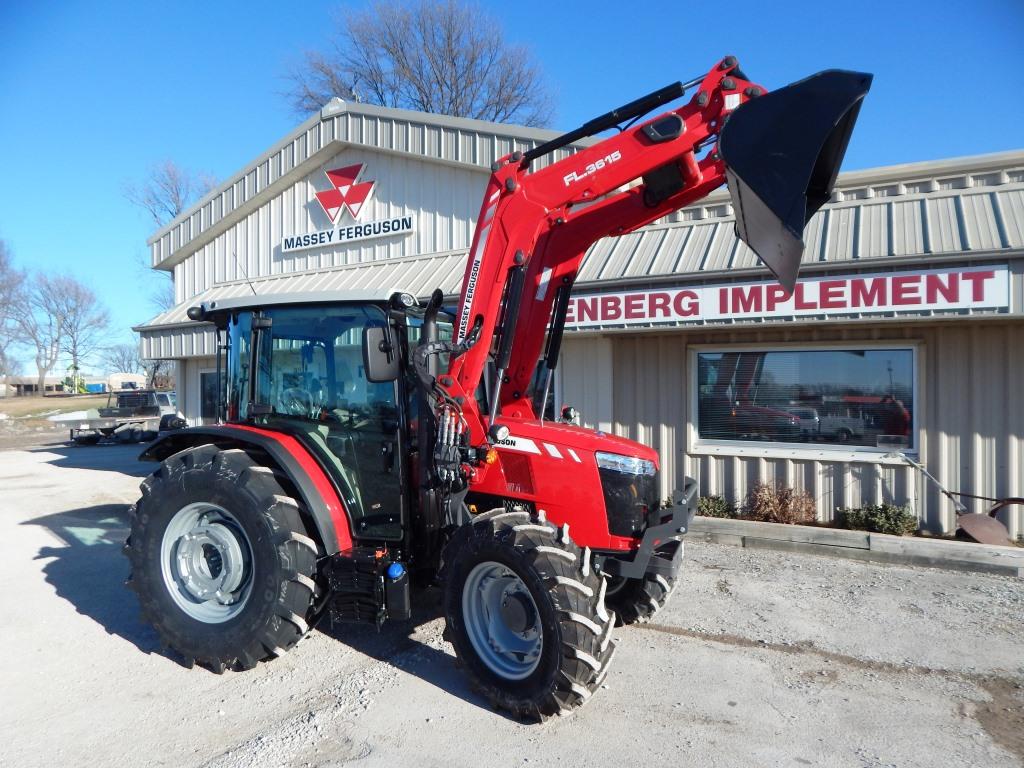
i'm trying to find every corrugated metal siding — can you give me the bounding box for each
[593,321,1024,539]
[149,101,588,268]
[139,323,217,360]
[171,148,483,303]
[560,337,614,433]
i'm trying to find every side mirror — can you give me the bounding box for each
[363,326,399,383]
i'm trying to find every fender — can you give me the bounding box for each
[139,425,353,555]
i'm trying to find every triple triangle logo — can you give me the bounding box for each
[314,164,374,222]
[282,161,415,253]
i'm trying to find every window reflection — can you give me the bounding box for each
[696,348,914,449]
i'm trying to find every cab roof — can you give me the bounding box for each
[191,289,409,320]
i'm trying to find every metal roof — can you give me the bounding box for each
[193,289,400,317]
[578,150,1024,283]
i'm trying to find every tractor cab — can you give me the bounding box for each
[191,292,413,543]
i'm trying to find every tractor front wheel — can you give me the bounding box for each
[125,444,319,672]
[604,542,682,625]
[442,509,616,720]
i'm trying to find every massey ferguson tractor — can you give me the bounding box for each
[126,57,871,719]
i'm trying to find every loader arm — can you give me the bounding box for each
[427,55,870,468]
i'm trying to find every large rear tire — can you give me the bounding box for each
[125,444,319,672]
[442,509,616,721]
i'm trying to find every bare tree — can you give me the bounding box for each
[0,239,26,377]
[15,275,64,393]
[125,161,213,313]
[104,343,142,374]
[150,274,176,311]
[49,277,110,376]
[287,0,553,126]
[124,160,218,228]
[145,359,175,390]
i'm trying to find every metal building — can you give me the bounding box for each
[135,99,1024,539]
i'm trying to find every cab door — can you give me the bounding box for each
[254,304,406,542]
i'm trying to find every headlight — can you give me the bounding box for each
[595,451,656,476]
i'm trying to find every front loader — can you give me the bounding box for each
[125,57,871,719]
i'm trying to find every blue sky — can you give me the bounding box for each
[1,0,1022,372]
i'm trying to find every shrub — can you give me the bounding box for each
[838,503,917,536]
[698,495,736,518]
[742,482,817,525]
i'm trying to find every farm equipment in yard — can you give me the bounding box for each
[887,452,1015,545]
[125,57,871,719]
[63,389,180,445]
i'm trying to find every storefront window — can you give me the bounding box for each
[695,347,915,450]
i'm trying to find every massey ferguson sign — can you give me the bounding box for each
[565,266,1010,328]
[281,163,415,253]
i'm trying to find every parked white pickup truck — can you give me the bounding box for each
[59,390,183,444]
[787,407,868,443]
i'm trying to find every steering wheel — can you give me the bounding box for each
[278,387,315,416]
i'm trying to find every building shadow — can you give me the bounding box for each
[24,503,506,718]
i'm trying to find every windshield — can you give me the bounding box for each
[253,304,394,422]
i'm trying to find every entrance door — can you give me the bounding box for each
[199,370,219,425]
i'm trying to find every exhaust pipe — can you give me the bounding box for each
[720,69,873,291]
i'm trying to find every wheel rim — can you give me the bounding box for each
[461,561,543,680]
[160,502,253,624]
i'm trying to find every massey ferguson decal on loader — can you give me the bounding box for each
[126,57,871,720]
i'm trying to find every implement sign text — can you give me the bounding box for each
[566,266,1010,328]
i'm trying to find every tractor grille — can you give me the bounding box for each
[599,466,661,538]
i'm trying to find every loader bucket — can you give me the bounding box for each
[719,69,873,291]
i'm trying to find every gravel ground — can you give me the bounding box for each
[0,419,67,452]
[1,444,1021,768]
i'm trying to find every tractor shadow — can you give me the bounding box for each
[29,442,153,477]
[24,503,514,718]
[318,594,514,719]
[23,503,166,658]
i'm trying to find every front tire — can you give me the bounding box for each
[605,572,675,625]
[442,509,616,720]
[604,542,682,625]
[125,444,319,672]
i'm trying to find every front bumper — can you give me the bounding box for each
[597,479,697,580]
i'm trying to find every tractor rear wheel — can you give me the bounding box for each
[442,509,616,721]
[125,444,319,672]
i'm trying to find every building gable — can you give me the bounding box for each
[148,99,591,271]
[170,146,490,304]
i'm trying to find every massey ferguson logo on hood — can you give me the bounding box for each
[314,164,374,222]
[280,162,416,254]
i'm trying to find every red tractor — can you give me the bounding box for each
[126,58,870,719]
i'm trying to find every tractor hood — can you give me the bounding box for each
[499,416,660,465]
